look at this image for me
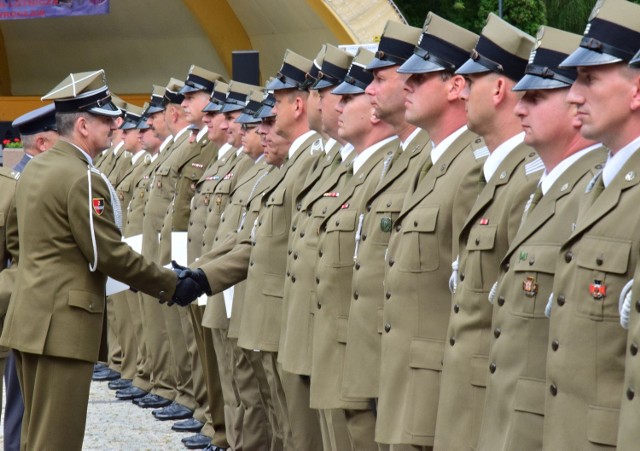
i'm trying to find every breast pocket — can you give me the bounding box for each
[511,244,559,317]
[464,225,497,291]
[575,236,631,320]
[398,207,439,273]
[370,192,405,246]
[321,210,358,268]
[178,168,205,199]
[263,187,287,237]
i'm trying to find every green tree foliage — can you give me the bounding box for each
[477,0,546,35]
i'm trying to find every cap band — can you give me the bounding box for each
[581,17,640,62]
[415,33,471,71]
[54,92,114,113]
[375,36,415,65]
[473,35,528,80]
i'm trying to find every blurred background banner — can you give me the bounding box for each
[0,0,109,21]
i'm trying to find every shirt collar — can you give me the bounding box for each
[324,138,337,154]
[173,125,191,143]
[353,135,397,175]
[217,142,233,159]
[602,135,640,187]
[340,142,354,162]
[64,139,93,165]
[483,132,525,182]
[196,126,208,142]
[540,143,602,194]
[112,140,124,155]
[288,130,317,159]
[254,154,265,164]
[402,127,422,151]
[131,150,148,165]
[159,135,173,153]
[431,126,468,164]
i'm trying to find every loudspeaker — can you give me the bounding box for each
[232,51,260,85]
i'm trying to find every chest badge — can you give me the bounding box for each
[522,276,538,297]
[589,280,606,300]
[380,217,392,232]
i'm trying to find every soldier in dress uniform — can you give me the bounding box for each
[1,103,58,451]
[539,0,640,448]
[92,94,127,176]
[307,47,399,450]
[0,70,184,451]
[433,14,541,450]
[280,43,355,451]
[476,26,606,451]
[373,13,481,451]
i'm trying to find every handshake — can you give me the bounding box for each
[164,260,213,307]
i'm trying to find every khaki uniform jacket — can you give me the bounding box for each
[434,142,542,450]
[0,140,176,363]
[108,148,134,187]
[376,130,484,446]
[115,152,151,222]
[311,137,400,410]
[279,143,351,376]
[198,160,277,332]
[0,168,19,357]
[123,153,164,238]
[140,131,189,262]
[157,133,217,265]
[190,151,253,330]
[544,148,640,450]
[343,129,431,401]
[237,132,322,352]
[477,147,606,451]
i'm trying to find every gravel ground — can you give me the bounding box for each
[0,380,195,450]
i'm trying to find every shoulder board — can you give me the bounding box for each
[311,138,324,153]
[524,156,545,176]
[0,167,19,181]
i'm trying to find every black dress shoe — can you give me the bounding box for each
[135,393,172,408]
[153,402,193,421]
[92,368,121,381]
[203,445,228,451]
[108,378,132,390]
[172,418,204,432]
[93,362,107,372]
[115,386,147,400]
[182,433,211,449]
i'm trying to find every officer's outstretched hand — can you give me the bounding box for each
[167,260,213,307]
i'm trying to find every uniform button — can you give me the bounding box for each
[292,224,297,232]
[449,337,455,346]
[564,251,573,263]
[551,340,559,351]
[366,204,372,212]
[529,258,535,266]
[307,210,312,217]
[293,253,298,260]
[489,362,496,373]
[355,262,360,270]
[596,256,603,266]
[188,238,191,243]
[286,271,290,277]
[631,343,638,356]
[497,296,505,306]
[335,220,340,226]
[395,223,401,232]
[300,231,305,238]
[89,303,94,310]
[384,323,391,333]
[388,259,395,267]
[557,295,565,306]
[317,302,321,309]
[288,249,292,255]
[494,328,501,338]
[386,201,392,207]
[189,221,193,226]
[503,262,510,271]
[362,233,367,241]
[315,277,320,285]
[319,249,323,257]
[636,300,640,313]
[460,272,465,281]
[475,238,480,245]
[353,291,359,300]
[627,388,635,400]
[159,290,166,297]
[291,276,296,283]
[296,203,301,211]
[322,207,327,214]
[385,291,391,299]
[550,384,558,396]
[453,304,459,313]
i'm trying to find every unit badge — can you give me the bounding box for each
[590,280,606,299]
[380,217,392,232]
[522,276,538,297]
[92,198,105,215]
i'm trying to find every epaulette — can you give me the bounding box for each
[0,167,20,181]
[524,155,545,176]
[311,138,324,155]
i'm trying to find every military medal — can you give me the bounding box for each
[92,198,105,215]
[341,203,349,209]
[522,276,538,297]
[590,280,606,299]
[479,218,489,225]
[519,251,528,261]
[380,217,392,232]
[204,195,210,206]
[323,192,339,197]
[223,172,234,180]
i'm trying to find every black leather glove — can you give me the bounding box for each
[167,260,213,307]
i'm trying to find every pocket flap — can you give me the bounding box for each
[586,405,619,445]
[68,290,104,314]
[118,181,131,193]
[403,207,439,233]
[374,193,405,213]
[513,245,560,274]
[201,185,216,194]
[514,377,545,414]
[466,226,497,251]
[325,210,357,232]
[266,188,286,206]
[470,355,488,387]
[409,338,444,370]
[156,166,170,176]
[262,273,284,298]
[336,315,348,343]
[215,182,232,194]
[577,237,631,274]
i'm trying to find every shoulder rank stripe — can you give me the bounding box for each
[525,157,545,175]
